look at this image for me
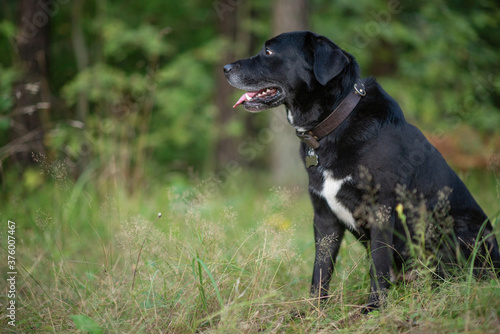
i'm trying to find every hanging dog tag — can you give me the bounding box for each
[306,148,319,168]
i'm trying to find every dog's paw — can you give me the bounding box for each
[360,301,380,314]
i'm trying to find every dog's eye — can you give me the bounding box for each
[265,48,273,56]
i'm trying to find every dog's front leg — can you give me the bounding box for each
[364,214,395,312]
[310,192,346,300]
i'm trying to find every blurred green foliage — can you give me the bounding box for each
[0,0,499,191]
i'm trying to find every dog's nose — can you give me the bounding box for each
[223,63,239,74]
[223,64,233,74]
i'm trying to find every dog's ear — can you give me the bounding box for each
[313,37,350,86]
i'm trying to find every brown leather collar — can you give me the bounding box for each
[296,81,366,149]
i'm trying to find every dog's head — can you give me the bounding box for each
[224,31,357,115]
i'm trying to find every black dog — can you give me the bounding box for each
[224,31,500,310]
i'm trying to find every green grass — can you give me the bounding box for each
[1,168,499,333]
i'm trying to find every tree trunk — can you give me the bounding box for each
[10,0,51,166]
[271,0,309,185]
[214,2,239,170]
[71,0,89,122]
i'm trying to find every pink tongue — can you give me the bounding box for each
[233,91,258,108]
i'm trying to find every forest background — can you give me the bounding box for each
[1,0,500,333]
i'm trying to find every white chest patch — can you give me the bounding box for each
[286,109,294,125]
[320,171,357,231]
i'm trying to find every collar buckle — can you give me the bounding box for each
[296,130,320,149]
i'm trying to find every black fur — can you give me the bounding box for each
[224,31,500,311]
